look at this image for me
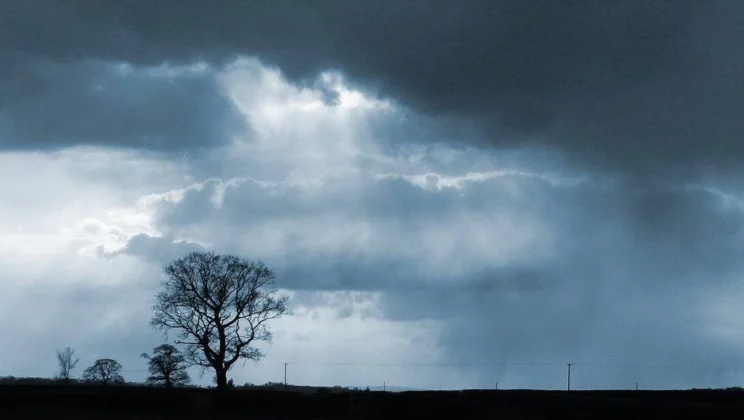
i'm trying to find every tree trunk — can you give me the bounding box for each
[215,367,228,391]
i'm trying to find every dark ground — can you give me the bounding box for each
[3,384,744,419]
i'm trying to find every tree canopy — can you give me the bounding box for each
[150,251,288,390]
[141,344,190,388]
[55,346,79,385]
[82,358,124,386]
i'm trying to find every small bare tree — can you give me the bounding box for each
[82,359,124,386]
[150,251,288,390]
[141,344,191,388]
[56,346,79,385]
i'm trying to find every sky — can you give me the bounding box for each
[1,0,744,391]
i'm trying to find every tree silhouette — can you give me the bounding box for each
[141,344,191,388]
[82,359,124,386]
[55,346,79,385]
[150,251,288,390]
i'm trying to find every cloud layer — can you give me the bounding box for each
[2,2,744,391]
[3,1,743,175]
[0,59,246,152]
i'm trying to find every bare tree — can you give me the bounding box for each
[150,251,288,390]
[141,344,191,388]
[56,346,79,385]
[82,359,124,386]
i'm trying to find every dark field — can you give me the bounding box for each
[4,385,744,419]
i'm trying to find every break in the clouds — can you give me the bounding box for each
[2,1,744,391]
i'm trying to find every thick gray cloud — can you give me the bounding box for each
[111,170,744,389]
[100,233,205,264]
[3,1,742,174]
[0,58,246,152]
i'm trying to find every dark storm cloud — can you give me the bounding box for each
[4,0,741,172]
[0,59,246,151]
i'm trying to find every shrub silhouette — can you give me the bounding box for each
[82,359,124,386]
[55,346,79,385]
[141,344,190,388]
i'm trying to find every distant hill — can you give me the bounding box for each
[364,385,426,392]
[239,381,426,393]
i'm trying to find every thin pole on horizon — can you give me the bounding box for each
[383,381,386,392]
[567,363,573,391]
[636,382,639,391]
[283,362,289,389]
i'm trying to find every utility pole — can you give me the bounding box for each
[283,362,289,389]
[495,381,498,390]
[383,381,386,392]
[566,363,573,391]
[635,382,639,391]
